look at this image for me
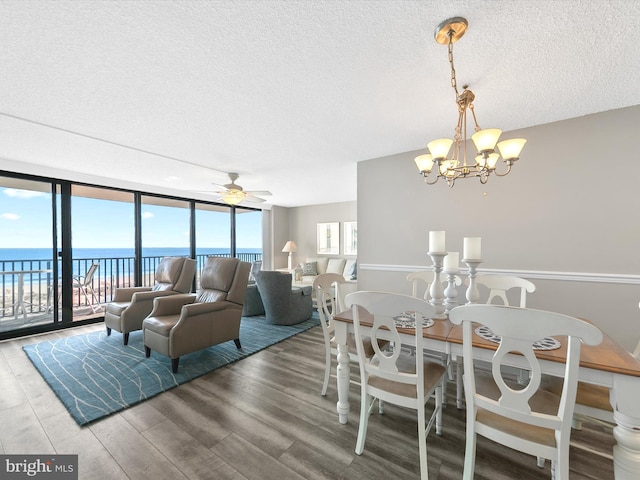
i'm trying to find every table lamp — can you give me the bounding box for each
[282,241,297,271]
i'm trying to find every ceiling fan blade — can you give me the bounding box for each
[244,190,272,196]
[243,194,267,203]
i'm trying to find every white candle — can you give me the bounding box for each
[443,251,459,273]
[463,237,482,259]
[429,231,445,252]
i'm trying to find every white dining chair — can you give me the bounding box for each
[407,269,462,405]
[407,269,462,302]
[348,291,447,480]
[314,273,348,396]
[449,304,602,480]
[455,274,536,408]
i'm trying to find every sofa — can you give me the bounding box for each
[296,257,357,310]
[297,257,357,285]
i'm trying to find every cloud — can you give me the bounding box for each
[3,188,46,199]
[142,212,154,219]
[0,213,20,220]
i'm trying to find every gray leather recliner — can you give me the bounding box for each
[142,256,251,373]
[104,257,196,345]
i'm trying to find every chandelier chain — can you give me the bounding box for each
[448,30,460,96]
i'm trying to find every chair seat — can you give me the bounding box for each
[143,314,181,336]
[369,356,446,399]
[477,408,557,448]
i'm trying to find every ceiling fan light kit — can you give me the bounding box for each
[211,172,272,206]
[415,17,526,187]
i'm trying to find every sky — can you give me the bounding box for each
[0,187,262,249]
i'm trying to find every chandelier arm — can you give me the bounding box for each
[469,103,482,132]
[494,162,513,177]
[424,174,440,185]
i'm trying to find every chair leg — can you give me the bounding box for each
[321,345,331,396]
[417,400,429,480]
[144,346,151,358]
[106,327,111,336]
[456,360,464,409]
[435,381,444,436]
[462,429,477,480]
[123,333,129,345]
[355,391,371,455]
[171,357,180,374]
[234,338,241,349]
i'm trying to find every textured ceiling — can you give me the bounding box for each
[1,0,640,207]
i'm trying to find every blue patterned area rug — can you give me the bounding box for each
[23,313,319,426]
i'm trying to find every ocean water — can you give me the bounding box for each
[0,247,262,286]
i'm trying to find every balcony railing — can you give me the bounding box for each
[0,252,262,320]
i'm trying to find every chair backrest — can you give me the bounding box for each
[407,270,461,301]
[313,273,346,334]
[197,256,250,305]
[449,304,602,439]
[474,274,535,307]
[152,257,196,293]
[81,262,99,286]
[347,291,436,405]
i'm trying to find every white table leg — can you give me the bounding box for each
[334,321,350,424]
[612,374,640,479]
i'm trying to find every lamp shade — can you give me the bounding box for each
[427,138,454,159]
[282,241,297,253]
[471,128,502,153]
[476,153,500,169]
[497,138,527,160]
[414,154,434,174]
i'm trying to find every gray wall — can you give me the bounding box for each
[281,201,357,268]
[356,104,640,351]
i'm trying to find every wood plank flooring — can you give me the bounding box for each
[0,323,615,479]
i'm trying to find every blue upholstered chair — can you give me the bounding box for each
[255,271,313,325]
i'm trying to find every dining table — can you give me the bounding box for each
[333,306,640,480]
[0,269,52,320]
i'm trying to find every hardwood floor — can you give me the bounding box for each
[0,323,615,479]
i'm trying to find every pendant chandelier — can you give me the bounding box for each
[415,17,526,187]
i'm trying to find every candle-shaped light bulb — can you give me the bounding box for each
[463,237,482,260]
[429,231,445,253]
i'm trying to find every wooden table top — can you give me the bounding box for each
[334,307,640,378]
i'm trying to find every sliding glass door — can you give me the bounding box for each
[0,176,56,332]
[140,195,191,286]
[70,185,135,321]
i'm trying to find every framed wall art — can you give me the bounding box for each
[317,222,339,254]
[343,221,357,255]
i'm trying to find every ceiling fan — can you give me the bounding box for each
[209,172,272,205]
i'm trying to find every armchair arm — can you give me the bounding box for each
[132,290,179,303]
[292,286,313,296]
[112,286,152,302]
[149,294,196,317]
[180,301,229,316]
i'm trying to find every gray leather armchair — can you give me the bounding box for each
[255,270,313,325]
[142,256,250,373]
[104,257,196,345]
